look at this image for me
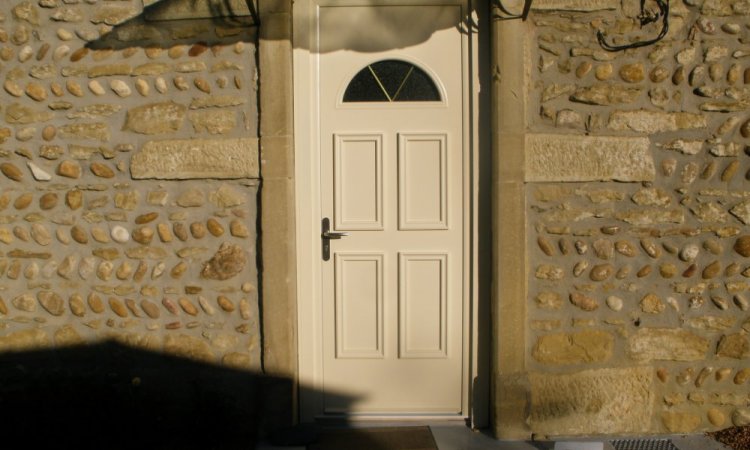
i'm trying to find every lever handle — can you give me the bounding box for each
[321,218,347,261]
[322,230,349,240]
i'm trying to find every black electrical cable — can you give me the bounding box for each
[597,0,670,52]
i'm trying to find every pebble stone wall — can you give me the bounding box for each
[525,0,750,436]
[0,1,261,371]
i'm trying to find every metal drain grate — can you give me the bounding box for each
[610,439,679,450]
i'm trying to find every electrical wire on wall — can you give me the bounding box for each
[597,0,670,51]
[493,0,670,52]
[492,0,534,20]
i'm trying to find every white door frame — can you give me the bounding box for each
[293,0,483,423]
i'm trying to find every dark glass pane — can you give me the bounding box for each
[343,67,389,102]
[393,67,441,101]
[370,60,412,99]
[343,59,441,103]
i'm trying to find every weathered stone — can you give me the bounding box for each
[176,189,205,207]
[608,110,707,133]
[173,76,189,91]
[535,292,562,309]
[662,139,703,155]
[131,138,259,179]
[680,244,700,262]
[169,261,187,279]
[114,262,133,281]
[206,219,224,237]
[86,293,104,314]
[154,77,168,94]
[38,291,65,316]
[39,193,58,211]
[572,260,588,277]
[55,160,81,179]
[731,200,750,225]
[659,264,677,278]
[0,329,49,352]
[717,334,749,358]
[628,328,710,361]
[735,369,750,384]
[0,163,23,182]
[14,193,33,210]
[525,134,654,182]
[119,241,167,259]
[172,223,188,242]
[215,295,234,313]
[67,105,122,120]
[12,293,37,312]
[535,264,564,280]
[177,297,198,316]
[87,162,114,179]
[229,219,249,238]
[532,330,613,365]
[614,209,684,226]
[123,102,186,135]
[640,293,665,314]
[632,188,670,207]
[529,367,652,436]
[589,264,613,281]
[661,412,701,433]
[189,110,236,135]
[570,84,641,105]
[163,334,214,363]
[211,185,246,208]
[570,292,598,311]
[68,293,86,317]
[703,260,722,279]
[59,123,109,142]
[108,298,128,318]
[137,299,159,319]
[732,409,750,427]
[619,63,645,83]
[31,224,51,246]
[25,82,47,101]
[733,236,750,257]
[190,222,207,239]
[161,297,179,315]
[88,80,106,96]
[606,296,623,311]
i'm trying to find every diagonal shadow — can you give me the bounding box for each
[0,341,355,450]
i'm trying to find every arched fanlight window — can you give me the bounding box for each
[343,60,441,103]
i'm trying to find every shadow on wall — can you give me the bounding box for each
[0,341,355,450]
[85,0,480,53]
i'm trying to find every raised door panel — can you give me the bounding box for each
[398,133,448,230]
[334,253,385,359]
[334,134,383,230]
[399,252,448,359]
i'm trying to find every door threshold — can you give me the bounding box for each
[314,414,469,428]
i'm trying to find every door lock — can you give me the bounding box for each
[321,217,348,261]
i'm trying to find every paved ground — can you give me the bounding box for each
[257,422,734,449]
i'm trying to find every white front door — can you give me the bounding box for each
[317,3,466,416]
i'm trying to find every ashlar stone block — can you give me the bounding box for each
[627,328,710,361]
[526,134,655,182]
[530,367,654,436]
[131,138,259,179]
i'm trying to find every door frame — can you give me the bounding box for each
[292,0,486,424]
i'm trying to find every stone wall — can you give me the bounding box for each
[523,0,750,436]
[0,1,260,370]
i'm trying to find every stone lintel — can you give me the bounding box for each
[532,0,619,12]
[130,138,259,180]
[525,133,655,183]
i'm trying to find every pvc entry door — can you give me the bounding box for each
[318,4,465,415]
